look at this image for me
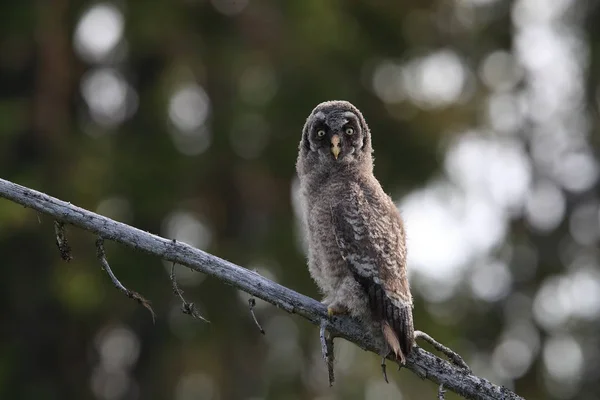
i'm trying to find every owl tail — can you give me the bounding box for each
[382,320,405,364]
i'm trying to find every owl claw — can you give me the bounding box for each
[326,305,347,317]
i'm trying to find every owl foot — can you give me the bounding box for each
[326,304,348,317]
[321,297,349,317]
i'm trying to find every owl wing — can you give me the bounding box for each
[330,184,414,361]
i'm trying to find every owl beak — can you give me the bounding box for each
[331,134,341,160]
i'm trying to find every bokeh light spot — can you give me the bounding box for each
[81,68,137,128]
[74,3,124,63]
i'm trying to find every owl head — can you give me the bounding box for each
[297,100,373,176]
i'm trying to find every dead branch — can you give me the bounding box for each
[248,298,265,334]
[247,268,266,334]
[381,357,389,384]
[170,261,210,323]
[0,178,524,400]
[415,330,471,372]
[96,236,155,322]
[319,322,335,386]
[54,220,72,261]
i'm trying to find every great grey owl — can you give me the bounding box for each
[296,100,414,363]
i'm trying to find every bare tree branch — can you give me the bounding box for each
[319,322,335,386]
[170,261,210,323]
[54,220,72,261]
[248,298,265,334]
[381,357,389,384]
[96,236,156,322]
[0,178,524,400]
[415,330,471,372]
[248,268,266,334]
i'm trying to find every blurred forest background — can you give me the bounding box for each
[1,0,600,399]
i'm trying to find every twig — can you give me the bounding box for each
[247,268,265,334]
[415,331,471,372]
[54,220,72,261]
[319,322,335,386]
[248,298,265,334]
[0,178,525,400]
[439,384,446,400]
[170,262,209,323]
[381,357,389,383]
[96,237,155,322]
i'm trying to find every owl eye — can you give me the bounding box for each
[345,127,354,136]
[317,130,326,137]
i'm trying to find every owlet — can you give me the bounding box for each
[296,100,414,363]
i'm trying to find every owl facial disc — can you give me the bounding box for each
[331,134,341,160]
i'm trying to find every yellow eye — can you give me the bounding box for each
[317,130,326,137]
[345,127,354,135]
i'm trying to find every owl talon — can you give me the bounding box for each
[326,305,347,317]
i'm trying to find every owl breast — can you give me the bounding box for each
[301,177,378,317]
[304,185,344,286]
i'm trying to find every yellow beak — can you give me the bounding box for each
[331,134,340,160]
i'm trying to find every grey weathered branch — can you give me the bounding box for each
[319,322,335,386]
[248,298,265,334]
[416,330,471,371]
[0,178,523,400]
[54,220,72,261]
[170,261,210,323]
[96,236,156,322]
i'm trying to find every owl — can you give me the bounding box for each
[296,100,414,363]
